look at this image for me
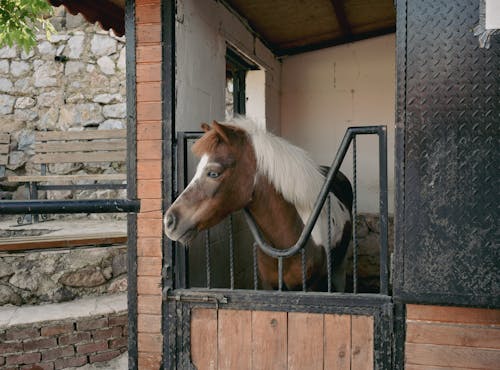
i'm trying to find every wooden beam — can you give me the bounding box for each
[330,0,352,37]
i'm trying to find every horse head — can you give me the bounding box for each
[164,121,256,244]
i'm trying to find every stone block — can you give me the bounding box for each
[0,46,16,58]
[14,108,38,122]
[0,60,9,74]
[34,62,60,87]
[91,35,117,56]
[59,104,103,127]
[37,107,60,131]
[64,61,84,75]
[0,285,22,306]
[0,77,13,92]
[99,119,125,130]
[0,94,15,114]
[67,35,85,59]
[93,93,122,104]
[37,41,56,57]
[59,267,107,288]
[38,91,64,107]
[103,103,126,118]
[97,56,115,75]
[117,47,126,71]
[15,97,36,109]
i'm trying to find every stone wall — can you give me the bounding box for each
[0,246,127,306]
[0,7,126,203]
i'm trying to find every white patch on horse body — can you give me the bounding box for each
[225,118,351,249]
[187,154,209,189]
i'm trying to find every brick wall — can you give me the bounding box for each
[0,312,127,370]
[135,0,164,368]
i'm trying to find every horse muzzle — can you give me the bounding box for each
[164,210,198,245]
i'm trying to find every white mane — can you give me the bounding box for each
[225,117,324,213]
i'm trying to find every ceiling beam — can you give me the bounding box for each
[330,0,352,36]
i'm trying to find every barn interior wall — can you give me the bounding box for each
[175,0,281,132]
[280,34,396,213]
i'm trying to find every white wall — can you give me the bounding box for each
[175,0,281,132]
[280,34,396,213]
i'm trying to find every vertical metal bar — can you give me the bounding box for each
[378,127,389,295]
[278,257,283,291]
[253,243,258,290]
[327,194,332,293]
[301,248,306,292]
[205,229,211,288]
[352,136,358,294]
[30,182,39,223]
[228,215,235,290]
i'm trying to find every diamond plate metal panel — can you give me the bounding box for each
[396,0,500,307]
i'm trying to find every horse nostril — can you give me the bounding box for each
[165,213,176,232]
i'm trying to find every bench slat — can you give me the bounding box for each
[36,129,126,141]
[7,174,127,182]
[36,141,126,153]
[33,151,126,164]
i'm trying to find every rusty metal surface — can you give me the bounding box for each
[395,0,500,307]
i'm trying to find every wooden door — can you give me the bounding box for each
[190,308,375,370]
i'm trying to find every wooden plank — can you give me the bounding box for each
[406,343,500,369]
[0,233,126,251]
[324,314,351,370]
[7,174,126,182]
[0,156,7,165]
[251,311,287,370]
[36,129,126,141]
[218,309,252,370]
[191,308,218,370]
[407,321,500,349]
[287,312,324,370]
[33,151,126,164]
[351,315,374,370]
[0,133,10,143]
[406,364,480,370]
[0,145,9,154]
[407,304,500,325]
[35,141,126,153]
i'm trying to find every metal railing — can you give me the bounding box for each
[176,125,389,295]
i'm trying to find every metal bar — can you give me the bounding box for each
[353,136,358,294]
[278,257,283,291]
[205,229,211,288]
[228,215,235,290]
[37,184,127,190]
[378,126,389,295]
[244,126,384,259]
[253,243,258,290]
[301,248,306,291]
[327,193,332,292]
[0,199,140,214]
[30,182,39,223]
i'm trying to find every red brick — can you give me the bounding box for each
[109,315,128,327]
[137,82,161,102]
[6,352,41,365]
[41,345,75,361]
[137,101,162,121]
[137,159,161,180]
[137,218,163,238]
[92,326,122,341]
[89,350,121,363]
[138,294,162,315]
[54,356,87,370]
[21,362,54,370]
[137,140,162,160]
[137,179,162,199]
[58,332,90,346]
[77,317,108,331]
[137,256,162,276]
[23,337,57,351]
[137,237,162,257]
[138,314,161,333]
[137,276,162,295]
[0,341,23,354]
[137,23,161,44]
[136,3,161,24]
[137,121,161,140]
[76,341,108,354]
[138,352,162,369]
[0,356,5,366]
[136,45,161,63]
[138,333,162,353]
[40,323,73,337]
[6,327,40,340]
[109,337,128,350]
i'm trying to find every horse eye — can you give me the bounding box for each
[207,171,220,179]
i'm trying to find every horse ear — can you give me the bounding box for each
[201,122,210,132]
[212,120,230,144]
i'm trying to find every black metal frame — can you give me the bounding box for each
[394,0,500,309]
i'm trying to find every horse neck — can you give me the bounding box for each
[246,175,305,249]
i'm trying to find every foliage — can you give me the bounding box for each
[0,0,55,52]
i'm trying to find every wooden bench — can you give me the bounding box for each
[7,129,127,223]
[0,133,10,179]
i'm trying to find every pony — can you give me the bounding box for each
[164,118,353,291]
